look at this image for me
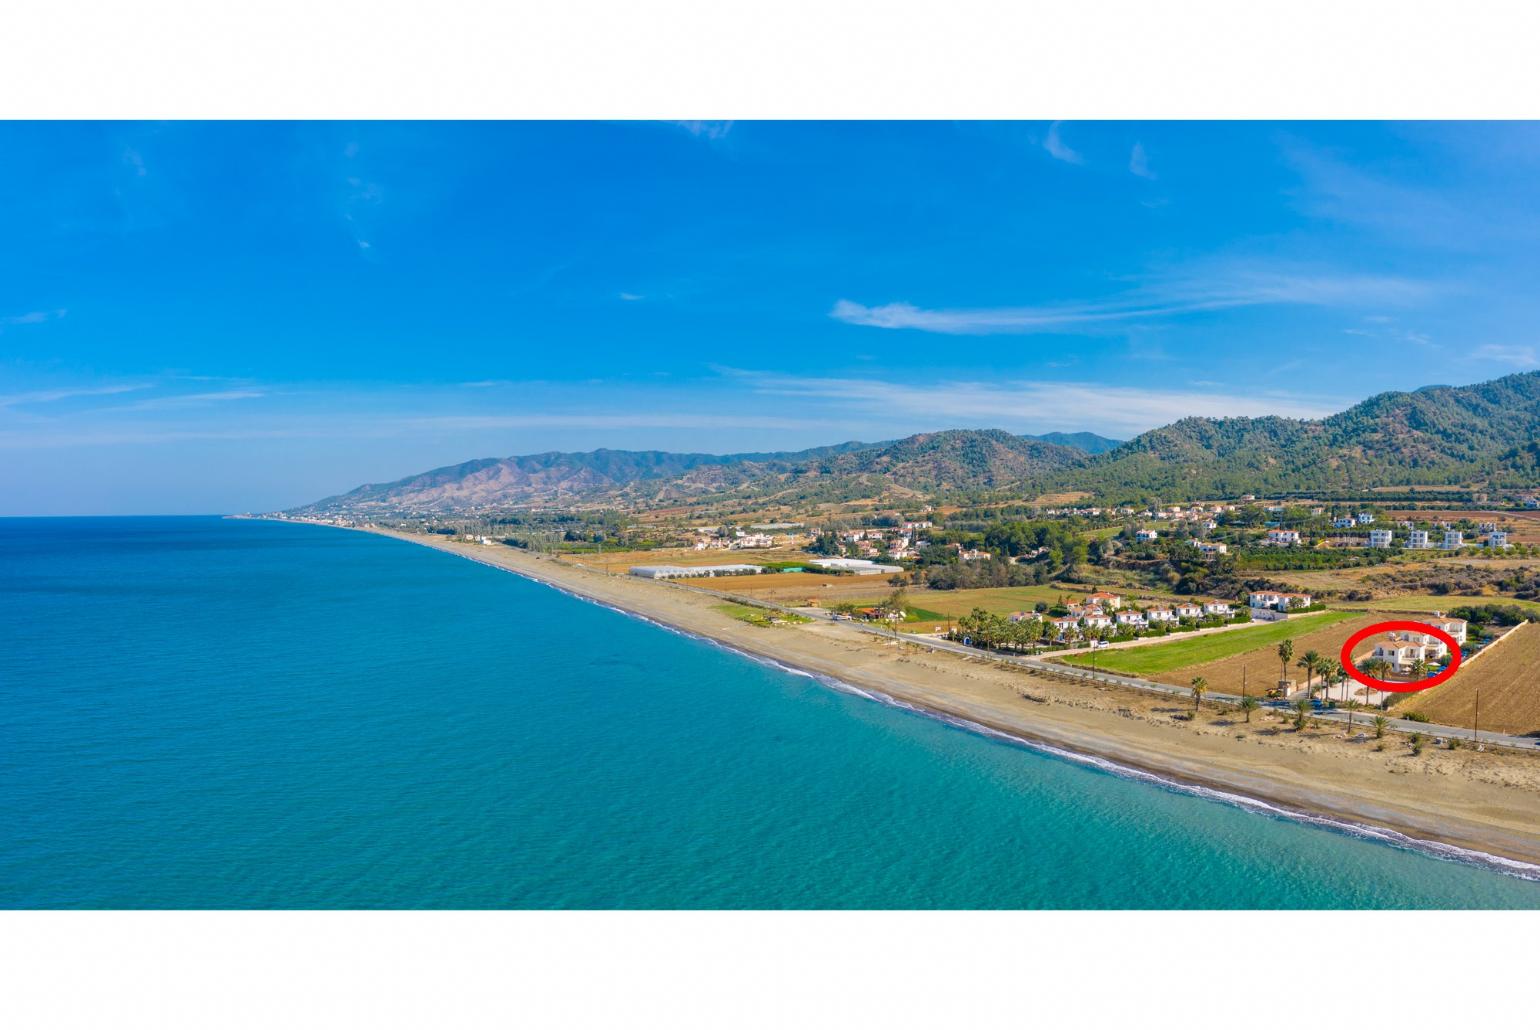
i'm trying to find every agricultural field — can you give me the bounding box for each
[566,545,812,573]
[1332,594,1540,616]
[1059,610,1360,680]
[1393,623,1540,736]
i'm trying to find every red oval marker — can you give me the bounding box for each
[1339,619,1462,694]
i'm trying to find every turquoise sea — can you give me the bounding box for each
[3,515,1539,908]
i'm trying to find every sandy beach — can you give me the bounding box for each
[344,525,1540,872]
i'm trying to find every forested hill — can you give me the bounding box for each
[1065,372,1540,499]
[297,429,1097,512]
[295,372,1540,513]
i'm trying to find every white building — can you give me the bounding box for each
[1202,601,1233,617]
[1368,529,1393,548]
[1488,530,1511,548]
[806,558,903,575]
[731,532,775,549]
[1356,512,1375,524]
[1369,631,1452,674]
[1332,516,1358,529]
[1174,602,1204,619]
[1194,540,1228,557]
[1085,591,1123,610]
[1441,530,1465,550]
[1405,529,1431,549]
[1135,529,1159,542]
[1116,611,1147,628]
[1145,607,1176,623]
[631,563,765,580]
[1248,590,1313,611]
[1266,529,1302,546]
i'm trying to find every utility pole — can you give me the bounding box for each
[1473,681,1481,749]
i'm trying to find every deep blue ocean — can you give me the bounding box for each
[3,516,1539,908]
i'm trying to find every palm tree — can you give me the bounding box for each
[1373,715,1388,739]
[1408,656,1428,681]
[1298,649,1322,695]
[1293,698,1311,731]
[1238,695,1260,723]
[1328,660,1346,704]
[1190,676,1207,713]
[1277,639,1295,691]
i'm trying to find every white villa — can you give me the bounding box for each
[1116,610,1147,628]
[1202,600,1233,616]
[1405,529,1431,549]
[1368,528,1393,548]
[1145,607,1175,623]
[1332,516,1357,529]
[1083,612,1114,630]
[1489,530,1511,548]
[1266,529,1302,546]
[1085,591,1123,610]
[731,532,775,549]
[1441,530,1465,550]
[1174,602,1204,619]
[1248,590,1313,611]
[1135,529,1159,542]
[1194,540,1228,557]
[1368,632,1452,674]
[1357,512,1375,524]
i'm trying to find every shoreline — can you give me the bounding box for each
[296,521,1540,877]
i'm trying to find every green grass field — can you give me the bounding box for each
[714,602,809,627]
[1058,609,1357,676]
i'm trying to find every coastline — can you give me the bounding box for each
[311,522,1540,876]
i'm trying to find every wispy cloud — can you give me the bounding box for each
[831,263,1436,335]
[1129,142,1154,179]
[739,372,1345,437]
[673,121,733,141]
[1474,344,1540,368]
[0,382,148,408]
[1,308,67,328]
[618,291,644,301]
[1043,121,1082,165]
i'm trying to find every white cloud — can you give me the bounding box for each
[831,263,1436,335]
[1129,142,1154,179]
[673,121,733,141]
[741,372,1345,437]
[1043,121,1082,164]
[1474,344,1540,368]
[0,382,148,407]
[618,292,644,301]
[1,308,67,328]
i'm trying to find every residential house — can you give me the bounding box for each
[1266,529,1302,546]
[1202,601,1232,617]
[1085,591,1123,610]
[959,548,991,561]
[1488,530,1510,548]
[1332,516,1357,529]
[1356,512,1375,524]
[1174,602,1203,619]
[1115,610,1147,628]
[1144,607,1176,623]
[1441,530,1465,550]
[1082,611,1114,631]
[1368,529,1393,548]
[1405,529,1431,549]
[1248,590,1313,611]
[1194,541,1228,557]
[1047,616,1082,640]
[731,532,775,549]
[1135,529,1159,542]
[1369,630,1455,674]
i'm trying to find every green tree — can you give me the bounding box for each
[1238,695,1260,723]
[1277,639,1295,691]
[1292,698,1311,732]
[1298,649,1321,695]
[1373,715,1388,739]
[1190,676,1207,713]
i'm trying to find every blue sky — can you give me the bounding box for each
[5,120,1540,514]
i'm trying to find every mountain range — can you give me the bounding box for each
[294,372,1540,513]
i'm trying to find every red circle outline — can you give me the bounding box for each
[1339,620,1462,694]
